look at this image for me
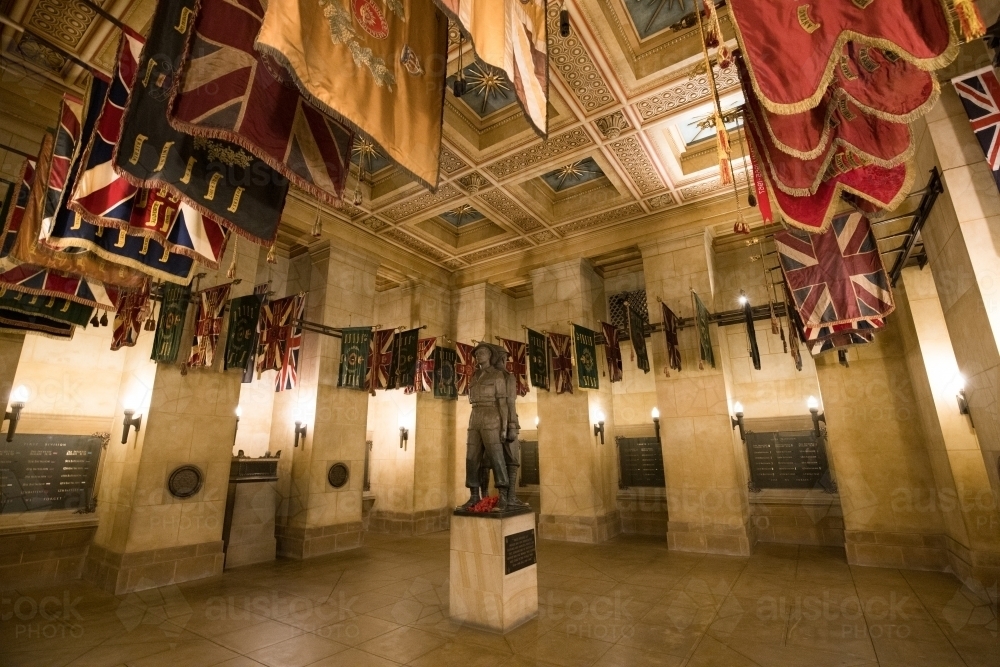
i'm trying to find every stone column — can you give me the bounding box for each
[640,232,752,556]
[275,240,378,558]
[529,260,619,543]
[0,332,25,410]
[84,238,259,594]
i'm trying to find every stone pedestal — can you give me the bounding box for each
[222,481,277,569]
[449,511,537,633]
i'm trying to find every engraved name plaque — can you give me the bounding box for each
[0,434,103,513]
[504,528,536,575]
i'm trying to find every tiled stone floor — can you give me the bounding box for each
[1,533,997,667]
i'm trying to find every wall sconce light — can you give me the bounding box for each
[957,391,975,428]
[3,385,28,442]
[807,395,826,438]
[294,420,307,448]
[593,411,605,445]
[534,416,539,428]
[399,426,409,450]
[652,407,660,442]
[234,405,242,442]
[731,401,746,441]
[121,409,142,445]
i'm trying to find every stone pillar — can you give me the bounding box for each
[640,232,752,556]
[529,260,619,543]
[899,266,1000,586]
[0,332,25,409]
[922,76,1000,496]
[84,238,259,594]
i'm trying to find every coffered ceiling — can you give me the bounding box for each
[0,0,752,284]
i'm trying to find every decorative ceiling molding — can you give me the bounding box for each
[439,146,469,175]
[556,202,644,235]
[361,217,389,232]
[14,33,68,72]
[457,172,490,194]
[460,239,533,264]
[532,230,558,243]
[27,0,96,48]
[679,168,748,201]
[594,110,631,140]
[382,228,452,262]
[607,136,666,194]
[647,193,675,209]
[547,3,616,114]
[476,190,544,233]
[484,127,593,179]
[380,184,462,222]
[633,66,741,124]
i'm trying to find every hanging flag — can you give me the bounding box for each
[168,0,354,207]
[152,282,190,363]
[0,289,93,329]
[498,337,529,396]
[434,346,458,399]
[527,328,549,390]
[432,0,548,137]
[111,287,150,351]
[366,328,395,393]
[692,291,715,369]
[741,295,762,371]
[256,293,302,377]
[775,212,895,331]
[411,337,437,393]
[275,294,304,392]
[601,322,622,383]
[455,341,476,396]
[953,67,1000,193]
[223,293,263,371]
[0,308,75,339]
[573,324,599,390]
[661,301,681,375]
[243,283,269,383]
[547,332,573,395]
[0,261,119,311]
[0,158,35,258]
[115,0,288,247]
[337,327,372,390]
[187,283,232,367]
[41,94,83,235]
[626,301,649,374]
[256,0,448,190]
[390,328,420,390]
[727,0,957,115]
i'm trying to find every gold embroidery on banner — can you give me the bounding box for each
[836,96,856,122]
[45,297,54,308]
[883,50,901,63]
[160,247,170,262]
[204,173,223,201]
[142,59,157,86]
[28,295,37,305]
[180,157,196,184]
[140,236,150,255]
[852,0,874,8]
[174,6,193,33]
[136,189,149,208]
[797,5,821,33]
[60,301,70,312]
[146,201,162,228]
[71,212,81,230]
[129,135,148,165]
[318,0,396,89]
[114,229,127,248]
[193,137,253,168]
[839,54,857,80]
[858,47,879,73]
[227,187,244,213]
[95,226,104,238]
[161,208,175,234]
[154,142,174,172]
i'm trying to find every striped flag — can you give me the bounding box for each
[954,66,1000,192]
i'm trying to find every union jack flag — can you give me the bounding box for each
[547,332,573,395]
[775,212,894,333]
[954,67,1000,192]
[1,159,35,258]
[455,342,476,396]
[42,94,82,234]
[601,322,622,383]
[366,328,394,394]
[499,338,529,396]
[111,285,149,351]
[0,260,119,311]
[255,293,304,391]
[410,337,437,393]
[187,283,232,367]
[275,295,304,392]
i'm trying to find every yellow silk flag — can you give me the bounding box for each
[256,0,448,190]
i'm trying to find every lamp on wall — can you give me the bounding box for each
[121,409,142,445]
[731,401,746,441]
[3,385,28,442]
[807,396,826,438]
[234,405,242,442]
[953,375,974,427]
[399,426,409,450]
[593,410,605,445]
[652,407,660,442]
[294,420,307,448]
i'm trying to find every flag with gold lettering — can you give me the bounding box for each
[187,283,231,367]
[114,0,288,246]
[152,282,190,363]
[527,328,548,391]
[0,288,94,329]
[573,325,599,390]
[434,346,457,399]
[223,293,262,370]
[389,328,420,390]
[338,326,372,390]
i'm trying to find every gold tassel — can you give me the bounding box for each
[716,113,732,185]
[266,244,276,264]
[955,0,986,41]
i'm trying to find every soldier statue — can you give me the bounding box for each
[479,345,529,509]
[458,342,511,511]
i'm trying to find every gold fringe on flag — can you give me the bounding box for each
[227,237,238,279]
[954,0,986,41]
[266,244,276,264]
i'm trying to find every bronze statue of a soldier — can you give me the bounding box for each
[458,343,511,511]
[479,345,529,509]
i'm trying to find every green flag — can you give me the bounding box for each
[693,291,716,368]
[223,294,262,370]
[434,347,457,399]
[0,289,93,327]
[152,283,190,363]
[390,328,420,389]
[573,324,599,390]
[527,328,549,391]
[337,327,372,390]
[627,301,650,373]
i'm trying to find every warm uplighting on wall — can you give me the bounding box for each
[738,295,748,306]
[294,420,307,448]
[234,405,242,442]
[652,407,660,441]
[807,395,826,438]
[3,385,28,442]
[952,374,974,426]
[121,408,142,445]
[593,410,605,445]
[399,426,409,450]
[731,401,746,441]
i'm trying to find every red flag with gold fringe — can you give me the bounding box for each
[455,342,476,396]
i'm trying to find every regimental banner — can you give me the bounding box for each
[115,0,289,246]
[601,322,622,383]
[498,337,528,397]
[224,293,262,371]
[573,324,599,390]
[152,282,190,363]
[337,326,372,390]
[547,332,572,395]
[0,289,93,329]
[742,296,762,371]
[256,293,303,381]
[276,294,304,392]
[527,328,549,391]
[168,0,354,206]
[242,283,269,382]
[0,158,35,259]
[455,341,476,396]
[256,0,448,190]
[953,67,1000,194]
[366,328,394,393]
[626,301,649,374]
[390,328,420,390]
[434,346,457,399]
[661,301,681,374]
[41,94,83,235]
[411,337,437,393]
[0,261,119,311]
[692,291,715,369]
[0,308,75,339]
[111,287,150,351]
[187,283,231,367]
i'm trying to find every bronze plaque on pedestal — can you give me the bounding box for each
[504,528,536,575]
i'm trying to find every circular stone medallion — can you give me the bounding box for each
[328,462,350,489]
[168,465,203,498]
